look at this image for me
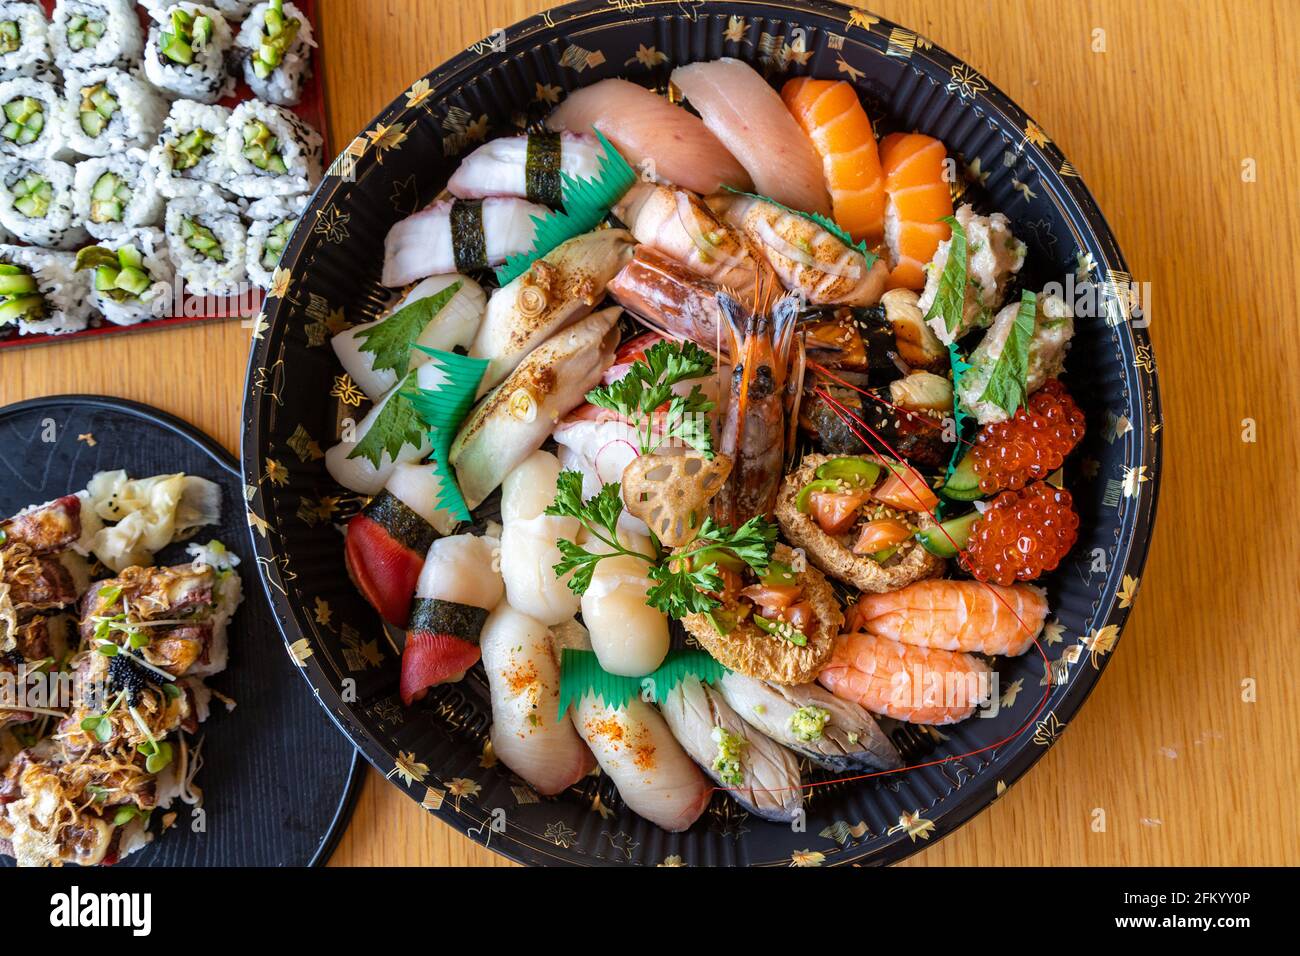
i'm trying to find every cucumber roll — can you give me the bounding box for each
[50,0,144,73]
[0,158,88,249]
[0,244,92,336]
[0,77,69,160]
[63,68,168,158]
[244,192,304,288]
[73,149,164,241]
[74,227,174,326]
[235,1,314,107]
[0,2,53,80]
[224,99,321,199]
[143,3,235,105]
[164,188,247,296]
[142,0,255,19]
[149,99,232,199]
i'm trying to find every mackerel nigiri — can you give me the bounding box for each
[671,58,832,217]
[546,78,751,196]
[447,131,605,206]
[382,197,548,288]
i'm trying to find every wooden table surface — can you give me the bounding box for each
[2,0,1295,867]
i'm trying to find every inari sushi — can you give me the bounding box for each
[0,2,53,80]
[223,99,322,199]
[149,100,232,199]
[235,1,315,108]
[74,227,173,326]
[244,193,307,289]
[0,76,68,160]
[143,3,235,105]
[62,68,168,158]
[0,243,92,335]
[163,187,247,296]
[0,158,87,249]
[49,0,143,74]
[73,149,164,242]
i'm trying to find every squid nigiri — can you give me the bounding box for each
[324,376,433,496]
[447,131,605,206]
[479,603,596,795]
[880,132,954,291]
[671,58,832,217]
[546,78,751,197]
[382,197,548,288]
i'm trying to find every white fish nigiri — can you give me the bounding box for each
[382,197,547,288]
[325,381,432,496]
[580,529,669,677]
[500,515,581,626]
[660,675,804,823]
[447,131,605,204]
[671,58,832,217]
[416,532,503,610]
[572,695,712,832]
[383,461,459,537]
[500,450,563,525]
[332,274,487,402]
[471,228,634,394]
[480,603,596,796]
[546,78,751,197]
[450,307,622,510]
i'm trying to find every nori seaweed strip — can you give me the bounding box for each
[450,199,487,272]
[408,599,488,644]
[363,491,439,557]
[524,132,563,207]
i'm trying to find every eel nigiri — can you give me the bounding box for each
[332,274,487,402]
[660,675,803,823]
[716,672,903,773]
[546,78,751,197]
[781,77,885,245]
[671,58,832,217]
[606,246,730,359]
[470,228,634,394]
[450,307,622,510]
[479,603,595,795]
[710,192,888,306]
[848,579,1048,657]
[344,461,459,627]
[382,197,548,288]
[447,131,604,206]
[818,631,993,725]
[401,532,504,704]
[612,182,764,301]
[880,132,954,291]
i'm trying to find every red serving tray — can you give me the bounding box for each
[0,0,329,351]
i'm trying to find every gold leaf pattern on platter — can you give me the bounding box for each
[886,27,916,58]
[601,830,639,861]
[1032,712,1065,746]
[1000,677,1024,708]
[286,424,325,462]
[480,739,497,768]
[820,820,871,846]
[887,810,935,842]
[390,751,430,785]
[340,624,381,671]
[248,312,269,339]
[946,63,988,99]
[560,43,606,73]
[534,81,561,105]
[965,156,990,186]
[790,849,826,867]
[511,785,539,805]
[1043,620,1066,645]
[658,854,684,867]
[1122,465,1149,498]
[591,792,615,819]
[366,121,408,162]
[835,54,865,82]
[247,509,269,537]
[405,78,434,110]
[722,15,749,43]
[996,779,1007,796]
[268,268,291,299]
[1023,119,1049,149]
[544,821,576,847]
[313,204,351,244]
[312,596,332,627]
[297,494,340,527]
[1117,574,1139,609]
[1080,625,1120,668]
[1011,177,1037,202]
[847,10,879,30]
[263,458,288,486]
[1059,160,1080,177]
[77,432,96,446]
[446,777,480,811]
[422,786,445,810]
[625,43,667,68]
[287,637,312,666]
[330,373,364,407]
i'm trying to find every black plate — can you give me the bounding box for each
[243,0,1162,866]
[0,396,363,867]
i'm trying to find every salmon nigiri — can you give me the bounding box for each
[819,631,993,725]
[780,77,885,246]
[880,132,954,291]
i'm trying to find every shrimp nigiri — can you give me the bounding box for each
[848,579,1049,657]
[819,631,993,725]
[880,132,954,291]
[781,77,885,246]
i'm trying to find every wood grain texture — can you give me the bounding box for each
[2,0,1295,867]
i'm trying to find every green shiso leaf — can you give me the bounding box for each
[720,185,879,269]
[978,289,1037,419]
[347,370,425,468]
[922,214,968,335]
[556,648,730,719]
[355,280,463,378]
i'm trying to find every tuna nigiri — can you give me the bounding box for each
[382,197,548,288]
[671,58,832,217]
[880,132,954,291]
[848,579,1049,657]
[819,631,993,725]
[546,78,751,196]
[447,131,605,206]
[781,77,886,246]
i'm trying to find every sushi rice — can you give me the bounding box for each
[224,99,321,198]
[0,2,53,80]
[235,1,315,107]
[244,191,305,288]
[62,67,168,157]
[73,148,164,241]
[49,0,144,74]
[74,226,174,326]
[149,99,232,198]
[0,157,87,249]
[0,76,69,160]
[164,187,248,296]
[142,2,235,105]
[141,0,256,20]
[0,242,92,335]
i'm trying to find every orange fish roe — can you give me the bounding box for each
[586,715,626,747]
[970,380,1086,494]
[963,482,1079,585]
[504,661,539,696]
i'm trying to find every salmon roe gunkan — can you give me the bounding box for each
[970,379,1086,494]
[964,482,1079,586]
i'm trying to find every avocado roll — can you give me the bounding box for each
[50,0,143,74]
[149,100,232,199]
[0,244,92,336]
[224,99,321,199]
[143,2,235,105]
[0,77,69,160]
[164,188,247,296]
[0,2,53,80]
[244,192,304,288]
[62,68,167,158]
[0,158,87,249]
[235,1,314,107]
[74,228,174,326]
[73,149,164,242]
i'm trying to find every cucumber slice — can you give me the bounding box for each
[916,511,982,558]
[0,273,37,295]
[91,172,119,201]
[0,294,44,324]
[94,266,119,292]
[115,266,151,296]
[117,245,143,270]
[940,452,984,501]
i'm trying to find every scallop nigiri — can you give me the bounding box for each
[781,77,885,245]
[382,197,548,288]
[447,131,604,206]
[671,58,831,217]
[579,529,669,677]
[880,132,954,291]
[546,78,751,196]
